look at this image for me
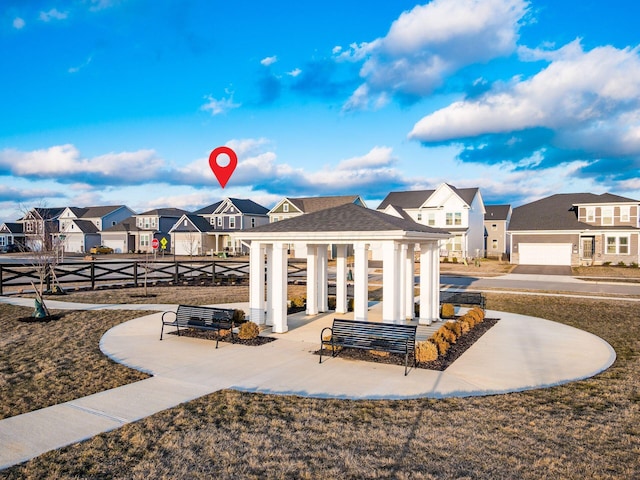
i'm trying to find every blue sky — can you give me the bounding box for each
[2,0,640,223]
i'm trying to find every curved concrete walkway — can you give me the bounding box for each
[0,298,616,470]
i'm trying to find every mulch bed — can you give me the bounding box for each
[167,328,276,346]
[317,318,499,371]
[17,313,67,323]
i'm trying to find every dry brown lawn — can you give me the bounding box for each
[2,291,639,479]
[0,305,152,420]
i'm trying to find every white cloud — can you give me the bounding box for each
[338,0,529,109]
[68,55,93,74]
[39,8,68,22]
[13,17,25,29]
[337,146,396,170]
[260,55,277,66]
[408,41,640,159]
[200,92,241,115]
[89,0,118,11]
[286,68,302,77]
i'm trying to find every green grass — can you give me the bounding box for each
[2,292,639,479]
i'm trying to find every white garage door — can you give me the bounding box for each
[103,239,126,254]
[519,243,572,266]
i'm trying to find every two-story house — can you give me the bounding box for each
[193,198,269,254]
[484,205,512,260]
[125,208,189,253]
[56,205,135,253]
[17,207,66,251]
[0,222,25,250]
[377,184,486,259]
[508,193,640,266]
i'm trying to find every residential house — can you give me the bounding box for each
[508,193,640,266]
[268,195,367,257]
[378,184,486,259]
[484,205,512,260]
[0,223,25,249]
[169,214,216,256]
[56,205,135,253]
[100,217,140,254]
[131,208,189,253]
[193,198,269,253]
[17,207,65,251]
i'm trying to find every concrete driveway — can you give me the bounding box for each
[511,265,572,275]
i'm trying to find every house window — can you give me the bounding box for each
[184,220,188,226]
[217,217,223,227]
[151,218,157,228]
[607,236,629,254]
[491,223,497,231]
[111,221,116,226]
[140,234,150,247]
[455,212,462,226]
[144,218,151,229]
[283,204,289,213]
[620,206,630,222]
[210,218,215,225]
[26,222,33,233]
[586,208,595,223]
[427,213,435,226]
[0,237,6,247]
[251,218,256,228]
[417,213,422,221]
[446,213,453,226]
[229,217,236,229]
[492,239,498,250]
[602,207,613,225]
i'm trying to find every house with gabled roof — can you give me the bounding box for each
[169,214,216,256]
[56,205,135,253]
[17,207,66,251]
[485,205,512,259]
[194,197,269,254]
[508,193,640,266]
[268,195,367,223]
[378,183,486,259]
[129,208,190,253]
[0,222,25,250]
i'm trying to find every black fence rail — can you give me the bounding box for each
[0,260,309,294]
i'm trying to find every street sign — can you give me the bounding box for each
[151,238,159,250]
[160,237,168,250]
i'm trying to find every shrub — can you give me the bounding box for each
[327,296,337,310]
[441,303,455,319]
[238,321,260,340]
[347,298,354,312]
[462,312,477,328]
[617,261,627,267]
[218,329,231,338]
[415,340,438,363]
[232,309,246,324]
[603,261,612,266]
[459,319,471,334]
[452,257,458,264]
[631,262,639,268]
[289,295,306,308]
[322,334,342,353]
[370,350,390,358]
[434,337,450,356]
[442,257,449,263]
[435,326,456,344]
[444,320,462,337]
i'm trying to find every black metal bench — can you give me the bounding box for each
[440,291,486,310]
[320,319,417,375]
[160,304,236,348]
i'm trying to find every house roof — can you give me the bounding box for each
[509,193,640,231]
[485,205,511,221]
[71,220,100,234]
[378,185,479,210]
[0,222,24,234]
[22,207,66,221]
[193,201,223,215]
[136,208,189,217]
[285,195,363,214]
[171,214,214,233]
[194,198,269,215]
[245,203,450,234]
[81,205,128,218]
[102,217,141,233]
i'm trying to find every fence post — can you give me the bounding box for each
[133,261,138,287]
[212,260,216,285]
[91,261,95,290]
[174,261,179,283]
[46,263,51,292]
[0,265,3,295]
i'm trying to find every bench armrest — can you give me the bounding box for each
[161,310,177,324]
[320,326,333,342]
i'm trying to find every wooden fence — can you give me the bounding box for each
[0,260,306,294]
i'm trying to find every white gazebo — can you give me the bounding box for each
[239,203,451,333]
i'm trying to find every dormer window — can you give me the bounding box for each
[283,204,289,213]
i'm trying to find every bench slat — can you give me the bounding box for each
[161,304,236,348]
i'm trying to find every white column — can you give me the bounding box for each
[271,242,289,333]
[431,245,440,320]
[265,243,273,326]
[399,243,408,321]
[306,244,318,315]
[405,243,415,319]
[249,241,265,325]
[335,244,348,314]
[419,242,436,325]
[353,242,369,321]
[318,245,328,312]
[382,241,401,323]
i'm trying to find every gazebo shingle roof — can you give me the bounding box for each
[247,203,448,234]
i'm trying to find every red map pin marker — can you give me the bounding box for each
[209,146,238,188]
